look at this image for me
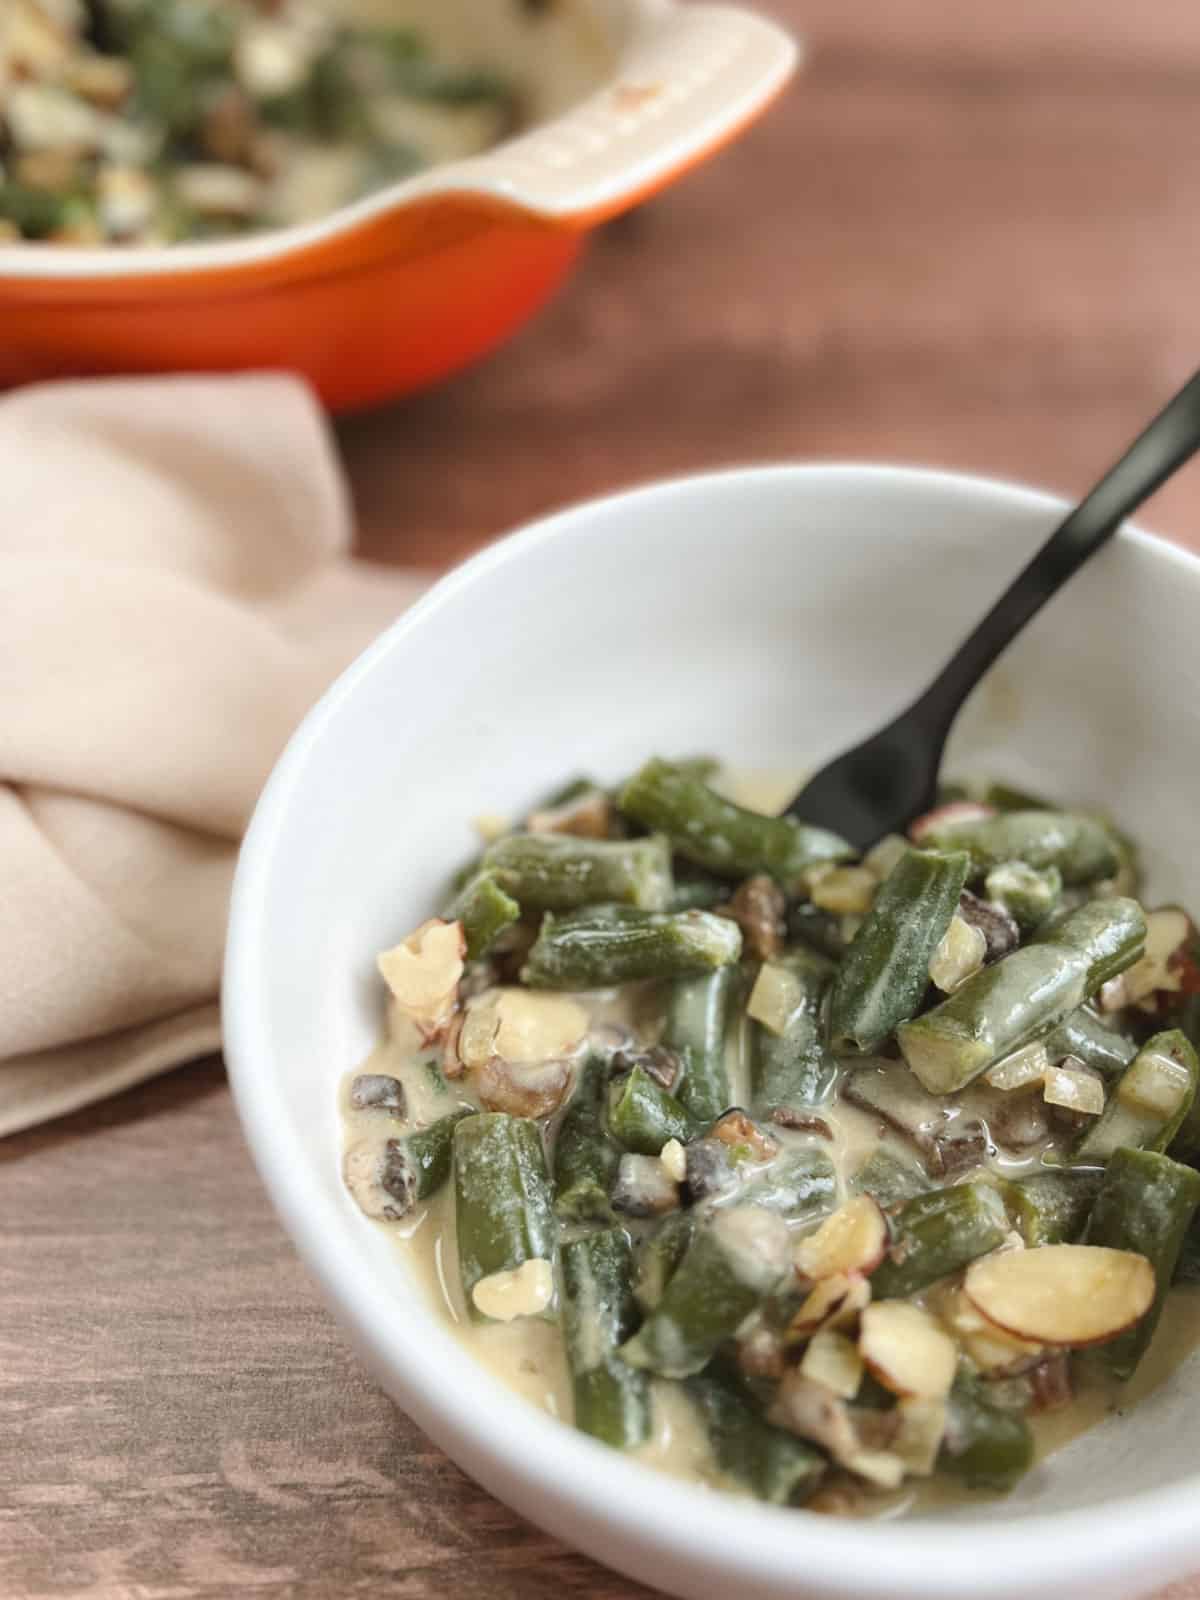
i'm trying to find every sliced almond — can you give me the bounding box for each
[859,1301,957,1399]
[964,1244,1155,1347]
[457,988,588,1070]
[786,1273,872,1342]
[1043,1059,1105,1116]
[936,1285,1042,1374]
[794,1195,888,1281]
[800,1329,864,1399]
[929,915,988,993]
[984,1040,1050,1092]
[378,919,465,1043]
[909,801,995,842]
[843,1450,905,1489]
[745,961,804,1035]
[891,1398,948,1476]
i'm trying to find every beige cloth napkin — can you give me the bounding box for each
[0,373,427,1138]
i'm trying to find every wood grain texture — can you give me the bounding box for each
[8,2,1200,1594]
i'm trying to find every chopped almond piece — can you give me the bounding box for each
[745,961,804,1036]
[810,865,878,915]
[964,1244,1155,1347]
[800,1329,864,1399]
[892,1398,948,1476]
[794,1195,888,1281]
[984,1040,1050,1092]
[929,915,987,993]
[377,919,465,1043]
[786,1273,871,1341]
[1044,1060,1105,1116]
[859,1302,957,1399]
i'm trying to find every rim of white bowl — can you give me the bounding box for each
[224,464,1200,1600]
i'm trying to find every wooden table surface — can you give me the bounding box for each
[6,3,1200,1596]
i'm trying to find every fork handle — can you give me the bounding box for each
[912,367,1200,738]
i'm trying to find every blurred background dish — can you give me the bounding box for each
[0,0,797,409]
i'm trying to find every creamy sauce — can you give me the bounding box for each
[338,770,1200,1516]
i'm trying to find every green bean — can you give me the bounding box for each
[1045,1005,1137,1081]
[686,1373,826,1505]
[1086,1147,1200,1380]
[1072,1030,1200,1164]
[1173,1216,1200,1285]
[871,1181,1009,1299]
[454,1113,557,1322]
[665,966,736,1122]
[744,1144,837,1223]
[368,1109,472,1216]
[918,810,1120,886]
[849,1145,931,1210]
[1002,1170,1101,1246]
[984,860,1063,934]
[897,898,1146,1094]
[939,1375,1034,1491]
[483,831,672,912]
[450,870,520,960]
[829,847,971,1051]
[560,1229,650,1449]
[787,900,847,961]
[618,758,851,888]
[634,1210,696,1311]
[553,1057,618,1224]
[981,781,1053,812]
[521,906,742,989]
[668,871,730,912]
[619,1205,791,1378]
[608,1066,697,1156]
[750,945,838,1111]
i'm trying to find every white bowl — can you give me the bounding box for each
[224,465,1200,1600]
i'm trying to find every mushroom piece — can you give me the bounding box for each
[378,918,466,1044]
[957,890,1020,963]
[717,874,786,961]
[610,1044,683,1092]
[710,1108,779,1163]
[349,1073,407,1118]
[475,1056,572,1119]
[342,1139,415,1221]
[455,987,588,1072]
[526,788,613,839]
[770,1107,833,1138]
[769,1372,904,1488]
